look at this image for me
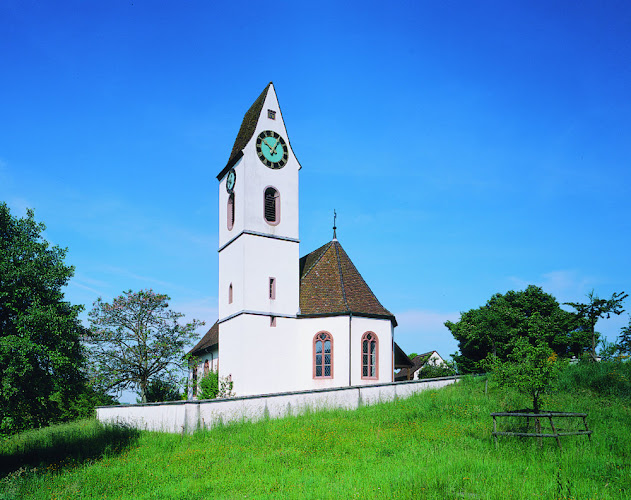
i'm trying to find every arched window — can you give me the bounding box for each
[227,193,235,230]
[204,359,210,376]
[313,332,333,378]
[264,187,280,225]
[361,332,379,379]
[228,283,233,304]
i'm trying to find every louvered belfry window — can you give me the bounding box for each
[362,332,378,379]
[227,193,235,230]
[264,187,279,225]
[314,332,333,378]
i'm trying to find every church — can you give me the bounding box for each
[188,83,413,397]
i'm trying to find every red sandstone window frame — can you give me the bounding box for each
[269,277,276,300]
[203,359,209,376]
[227,193,235,230]
[264,186,280,226]
[313,331,334,379]
[270,316,276,327]
[361,331,379,379]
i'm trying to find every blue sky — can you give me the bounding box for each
[2,1,630,379]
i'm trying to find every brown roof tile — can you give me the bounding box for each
[299,240,396,325]
[188,321,219,356]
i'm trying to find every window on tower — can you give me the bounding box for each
[268,109,276,120]
[264,187,280,225]
[361,332,379,379]
[228,283,233,304]
[269,277,276,300]
[313,332,333,378]
[227,193,235,230]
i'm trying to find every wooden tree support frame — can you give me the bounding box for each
[491,411,592,449]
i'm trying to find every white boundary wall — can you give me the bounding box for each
[97,377,459,434]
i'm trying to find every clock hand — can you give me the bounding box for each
[271,137,282,155]
[263,138,275,151]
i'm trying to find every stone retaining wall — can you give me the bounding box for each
[97,376,459,434]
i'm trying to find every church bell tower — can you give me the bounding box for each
[216,82,301,395]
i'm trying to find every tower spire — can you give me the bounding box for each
[333,209,337,241]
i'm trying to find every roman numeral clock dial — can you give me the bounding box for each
[256,130,288,169]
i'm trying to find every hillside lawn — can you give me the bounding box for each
[1,364,630,499]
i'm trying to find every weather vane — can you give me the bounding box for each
[333,209,337,240]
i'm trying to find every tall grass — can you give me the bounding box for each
[0,419,139,476]
[1,367,629,499]
[555,360,631,400]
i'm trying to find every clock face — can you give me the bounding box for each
[256,130,288,169]
[226,169,236,193]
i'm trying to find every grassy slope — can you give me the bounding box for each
[1,375,630,500]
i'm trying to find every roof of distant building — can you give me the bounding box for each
[394,351,440,381]
[188,321,218,356]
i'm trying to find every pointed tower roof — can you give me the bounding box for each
[218,82,301,181]
[219,82,271,177]
[298,240,397,326]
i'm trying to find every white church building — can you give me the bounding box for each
[188,83,412,397]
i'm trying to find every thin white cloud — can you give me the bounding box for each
[508,270,593,303]
[393,309,460,358]
[68,280,102,296]
[396,309,460,331]
[171,296,217,322]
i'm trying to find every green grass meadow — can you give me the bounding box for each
[1,366,630,499]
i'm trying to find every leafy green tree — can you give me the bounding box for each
[445,285,585,373]
[0,203,87,434]
[139,378,181,403]
[417,362,456,379]
[87,290,203,403]
[484,338,563,413]
[564,290,627,361]
[617,316,631,356]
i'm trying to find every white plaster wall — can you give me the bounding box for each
[297,316,351,390]
[348,317,394,386]
[219,314,301,396]
[218,235,299,321]
[97,377,459,434]
[241,236,299,315]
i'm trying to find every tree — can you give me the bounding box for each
[484,338,562,413]
[564,290,627,361]
[445,285,585,373]
[87,290,203,403]
[139,378,181,403]
[417,362,456,379]
[0,203,87,434]
[616,316,631,356]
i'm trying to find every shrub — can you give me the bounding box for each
[198,372,234,400]
[198,372,220,400]
[140,378,181,403]
[555,360,631,400]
